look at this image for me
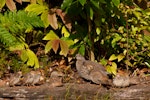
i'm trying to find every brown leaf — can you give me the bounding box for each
[6,0,16,11]
[52,39,60,54]
[48,9,58,30]
[56,9,72,32]
[15,0,22,4]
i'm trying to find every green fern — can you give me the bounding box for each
[0,10,45,69]
[0,10,44,47]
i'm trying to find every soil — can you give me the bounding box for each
[0,76,150,100]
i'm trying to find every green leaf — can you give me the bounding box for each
[79,0,86,6]
[117,53,125,62]
[25,4,48,15]
[26,49,39,68]
[0,0,6,9]
[90,7,93,20]
[112,0,120,7]
[41,11,49,28]
[61,26,70,37]
[37,0,43,5]
[59,40,69,56]
[43,30,59,40]
[45,41,52,54]
[20,49,28,63]
[145,62,150,68]
[90,0,99,9]
[61,0,73,10]
[109,54,117,61]
[106,63,117,75]
[79,44,85,55]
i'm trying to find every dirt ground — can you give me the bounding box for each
[0,76,149,100]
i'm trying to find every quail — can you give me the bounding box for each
[22,71,35,86]
[9,71,22,87]
[113,70,130,87]
[76,54,111,85]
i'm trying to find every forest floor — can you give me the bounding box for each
[0,72,149,100]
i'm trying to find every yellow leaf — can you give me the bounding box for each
[20,49,28,63]
[26,49,39,68]
[9,42,28,51]
[25,4,48,15]
[61,26,70,37]
[59,40,69,56]
[0,0,6,9]
[106,62,117,75]
[45,41,52,53]
[43,30,59,40]
[109,54,117,61]
[117,53,125,62]
[41,10,49,27]
[6,0,16,11]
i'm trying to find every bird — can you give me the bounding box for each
[76,54,111,85]
[22,71,35,86]
[112,70,130,87]
[9,71,22,87]
[22,70,44,86]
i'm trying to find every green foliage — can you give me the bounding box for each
[0,10,44,68]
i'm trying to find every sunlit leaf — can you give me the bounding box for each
[48,10,58,30]
[0,0,6,9]
[61,26,70,37]
[41,11,49,27]
[43,30,59,40]
[45,41,52,54]
[20,49,28,63]
[90,7,93,20]
[96,27,101,35]
[61,0,73,10]
[112,0,120,7]
[6,0,16,11]
[79,44,85,56]
[25,4,48,15]
[79,0,86,6]
[117,53,125,62]
[26,49,39,68]
[109,54,117,61]
[59,40,69,56]
[145,62,150,68]
[106,63,117,75]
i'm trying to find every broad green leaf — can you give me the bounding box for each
[112,0,120,7]
[106,62,117,75]
[61,26,70,37]
[117,53,125,62]
[0,0,6,9]
[41,11,49,27]
[61,0,73,10]
[52,39,60,54]
[43,30,59,40]
[111,34,121,47]
[90,0,99,9]
[59,40,69,56]
[109,54,117,61]
[26,49,39,68]
[79,0,86,6]
[26,49,35,67]
[25,4,48,15]
[45,41,52,54]
[20,49,28,63]
[79,44,85,56]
